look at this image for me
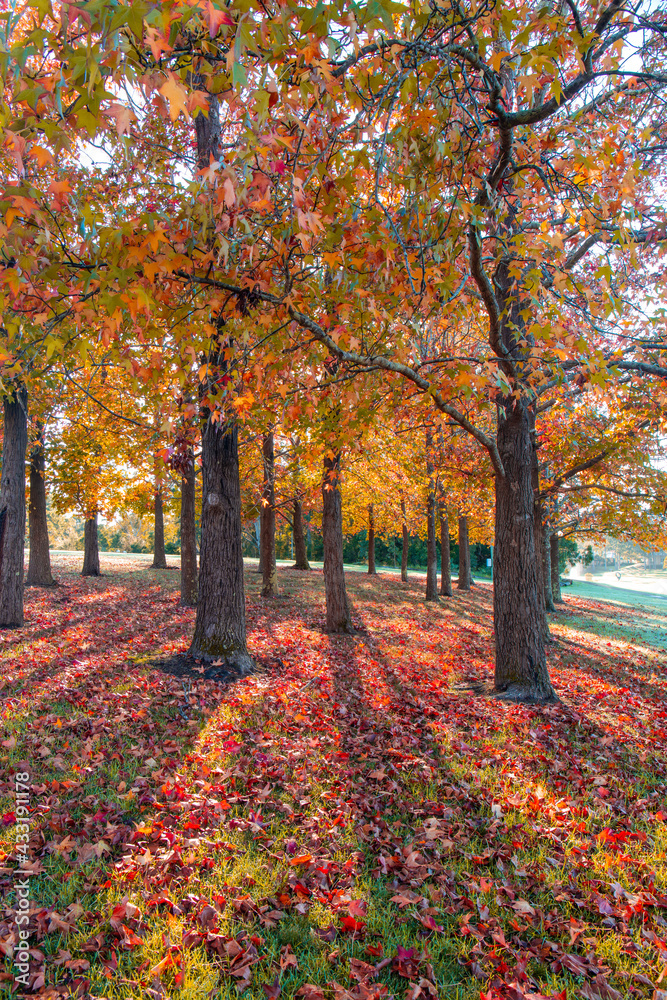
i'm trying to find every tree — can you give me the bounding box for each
[322,448,352,633]
[179,455,198,607]
[292,497,311,571]
[151,480,168,570]
[189,392,251,667]
[425,429,439,602]
[400,496,409,584]
[457,516,472,592]
[260,431,278,598]
[51,422,111,578]
[439,508,452,598]
[0,385,28,626]
[26,422,56,587]
[163,418,199,607]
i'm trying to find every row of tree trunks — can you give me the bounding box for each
[6,405,566,660]
[2,391,563,704]
[367,504,376,575]
[292,498,310,570]
[26,425,56,588]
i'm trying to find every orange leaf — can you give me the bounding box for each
[159,74,189,122]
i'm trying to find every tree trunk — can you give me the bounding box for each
[543,523,555,612]
[322,451,352,632]
[551,534,563,603]
[257,517,264,574]
[260,431,277,598]
[457,515,471,590]
[180,454,197,607]
[26,424,56,587]
[292,498,310,570]
[493,402,555,701]
[151,487,167,568]
[0,387,28,626]
[82,515,100,577]
[424,430,438,601]
[367,504,377,575]
[189,416,251,669]
[439,507,452,597]
[400,496,408,583]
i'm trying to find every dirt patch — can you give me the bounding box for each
[150,653,274,683]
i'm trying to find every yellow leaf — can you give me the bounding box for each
[159,74,189,122]
[489,50,508,71]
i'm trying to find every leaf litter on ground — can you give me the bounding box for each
[0,556,666,1000]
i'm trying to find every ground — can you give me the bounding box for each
[1,555,666,1000]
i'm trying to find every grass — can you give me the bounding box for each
[0,556,666,999]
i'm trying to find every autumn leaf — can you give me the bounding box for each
[159,74,189,121]
[207,1,234,36]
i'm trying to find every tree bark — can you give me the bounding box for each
[367,504,377,574]
[260,431,277,597]
[322,450,352,632]
[400,496,409,583]
[26,424,56,587]
[439,507,452,597]
[551,534,563,603]
[151,486,167,568]
[257,519,264,574]
[457,515,471,590]
[292,498,310,570]
[180,453,197,607]
[529,426,551,640]
[493,402,556,701]
[543,522,555,612]
[189,416,251,669]
[82,515,101,577]
[0,387,28,626]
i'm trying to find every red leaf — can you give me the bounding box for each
[341,915,366,934]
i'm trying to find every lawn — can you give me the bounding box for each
[1,556,666,1000]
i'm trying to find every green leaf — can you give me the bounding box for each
[232,60,247,88]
